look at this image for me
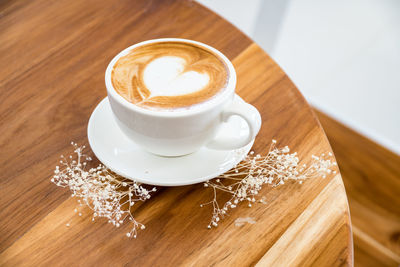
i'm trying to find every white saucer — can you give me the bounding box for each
[87,97,254,186]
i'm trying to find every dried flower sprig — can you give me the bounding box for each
[51,143,156,238]
[200,140,337,228]
[51,140,336,238]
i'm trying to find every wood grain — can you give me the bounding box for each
[256,175,350,267]
[316,110,400,266]
[0,0,352,266]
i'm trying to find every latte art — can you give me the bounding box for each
[111,42,229,110]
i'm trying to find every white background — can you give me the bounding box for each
[198,0,400,154]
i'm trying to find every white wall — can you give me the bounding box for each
[197,0,400,154]
[197,0,263,35]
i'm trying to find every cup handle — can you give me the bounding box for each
[206,96,262,150]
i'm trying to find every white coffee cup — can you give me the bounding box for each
[105,38,261,157]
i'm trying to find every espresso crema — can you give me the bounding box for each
[111,42,229,110]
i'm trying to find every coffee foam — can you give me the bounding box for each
[143,56,210,97]
[111,42,229,110]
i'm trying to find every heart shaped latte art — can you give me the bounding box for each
[111,42,229,110]
[143,56,210,97]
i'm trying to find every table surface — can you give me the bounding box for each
[0,0,353,266]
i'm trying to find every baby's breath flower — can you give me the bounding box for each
[202,140,337,228]
[53,141,336,236]
[51,143,153,238]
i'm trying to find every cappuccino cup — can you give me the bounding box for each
[105,38,261,156]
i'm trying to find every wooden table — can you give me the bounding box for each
[0,0,353,266]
